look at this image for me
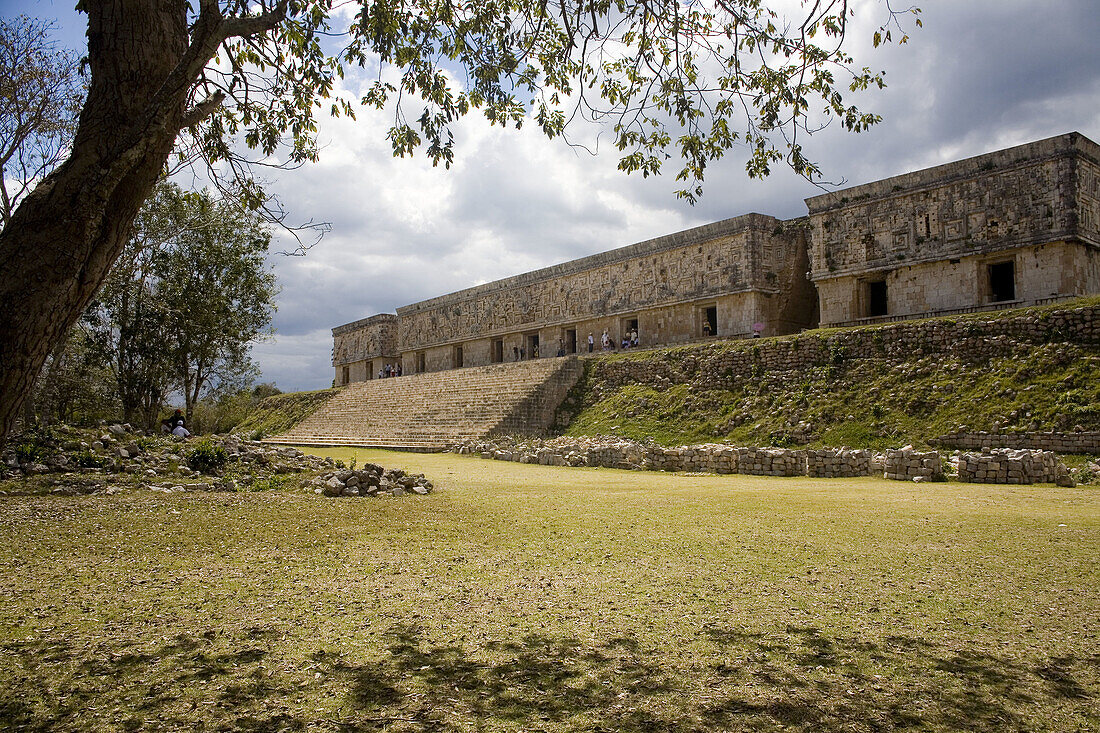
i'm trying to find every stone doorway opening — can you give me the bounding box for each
[491,339,504,363]
[988,260,1016,302]
[621,317,639,346]
[453,345,464,368]
[565,328,577,354]
[867,280,888,317]
[525,332,540,359]
[700,305,717,337]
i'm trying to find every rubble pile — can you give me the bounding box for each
[1,424,437,498]
[307,465,433,497]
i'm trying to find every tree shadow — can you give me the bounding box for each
[0,625,302,732]
[321,623,1097,732]
[1,622,1095,731]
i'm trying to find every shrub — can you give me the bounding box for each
[73,450,107,469]
[249,475,291,492]
[13,441,46,464]
[187,439,228,473]
[134,436,159,451]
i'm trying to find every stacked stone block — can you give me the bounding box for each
[806,448,878,477]
[956,449,1066,484]
[735,447,806,476]
[592,304,1100,394]
[933,431,1100,455]
[883,448,945,482]
[458,437,816,475]
[649,445,738,473]
[456,436,1078,485]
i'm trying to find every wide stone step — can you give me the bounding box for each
[265,357,584,448]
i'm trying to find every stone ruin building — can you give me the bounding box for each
[333,132,1100,385]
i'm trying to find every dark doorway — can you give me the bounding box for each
[565,328,577,354]
[453,345,463,368]
[989,261,1016,302]
[526,333,540,358]
[341,366,349,385]
[367,361,374,380]
[491,339,504,363]
[703,306,717,337]
[416,352,426,373]
[868,280,888,317]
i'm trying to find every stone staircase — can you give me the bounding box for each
[264,357,585,449]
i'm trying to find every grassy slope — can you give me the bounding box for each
[232,388,339,438]
[560,301,1100,449]
[0,449,1096,731]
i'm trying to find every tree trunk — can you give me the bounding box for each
[0,1,188,448]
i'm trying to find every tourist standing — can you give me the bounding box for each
[587,333,594,352]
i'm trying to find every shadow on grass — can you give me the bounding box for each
[1,623,1096,731]
[319,624,1097,732]
[0,625,303,732]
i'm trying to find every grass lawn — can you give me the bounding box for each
[1,448,1097,731]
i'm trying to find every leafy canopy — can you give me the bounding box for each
[180,0,920,204]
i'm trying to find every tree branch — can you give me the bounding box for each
[180,91,227,128]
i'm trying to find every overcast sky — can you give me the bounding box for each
[6,0,1100,391]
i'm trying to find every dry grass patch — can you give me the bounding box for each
[0,449,1097,731]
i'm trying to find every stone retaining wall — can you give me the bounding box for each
[956,449,1072,485]
[590,305,1100,397]
[806,448,879,478]
[932,431,1100,454]
[883,448,945,482]
[453,438,1078,485]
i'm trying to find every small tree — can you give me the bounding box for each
[28,327,118,426]
[84,182,277,429]
[153,187,277,422]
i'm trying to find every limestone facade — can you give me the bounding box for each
[806,132,1100,326]
[333,132,1100,383]
[389,213,814,375]
[332,314,399,385]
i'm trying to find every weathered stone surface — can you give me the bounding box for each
[883,448,945,482]
[956,448,1072,485]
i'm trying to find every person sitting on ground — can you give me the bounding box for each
[621,337,630,349]
[166,409,190,438]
